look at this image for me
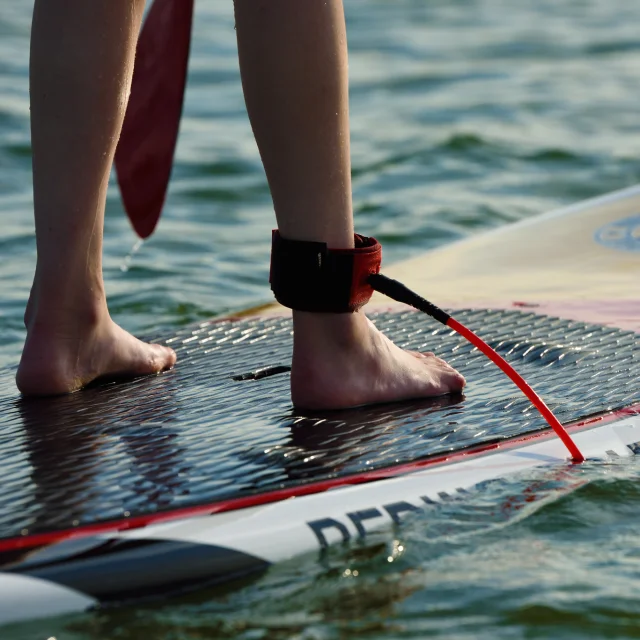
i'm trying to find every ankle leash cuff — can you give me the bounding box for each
[269,231,382,313]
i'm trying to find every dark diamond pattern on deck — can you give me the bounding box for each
[0,309,637,539]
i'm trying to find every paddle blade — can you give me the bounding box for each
[115,0,194,239]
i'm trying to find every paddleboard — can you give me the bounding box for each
[0,186,638,625]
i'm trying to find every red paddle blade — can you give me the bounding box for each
[115,0,194,239]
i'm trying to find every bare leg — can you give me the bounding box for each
[235,0,464,409]
[17,0,176,396]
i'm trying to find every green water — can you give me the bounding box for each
[1,0,640,637]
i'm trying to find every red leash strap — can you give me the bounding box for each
[270,231,382,313]
[369,273,585,462]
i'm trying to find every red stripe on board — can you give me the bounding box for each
[0,404,638,554]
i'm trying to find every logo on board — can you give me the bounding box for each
[594,215,640,252]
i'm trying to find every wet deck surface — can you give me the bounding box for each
[0,309,637,539]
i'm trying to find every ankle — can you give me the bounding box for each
[292,310,368,344]
[291,311,375,371]
[26,293,108,335]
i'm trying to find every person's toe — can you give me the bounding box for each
[151,344,177,371]
[446,368,466,391]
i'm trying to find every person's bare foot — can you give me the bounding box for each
[291,311,465,410]
[17,306,176,397]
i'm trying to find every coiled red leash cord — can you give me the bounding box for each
[369,274,585,463]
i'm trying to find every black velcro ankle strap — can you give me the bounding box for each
[269,231,382,313]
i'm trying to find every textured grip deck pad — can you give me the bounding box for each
[0,309,637,540]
